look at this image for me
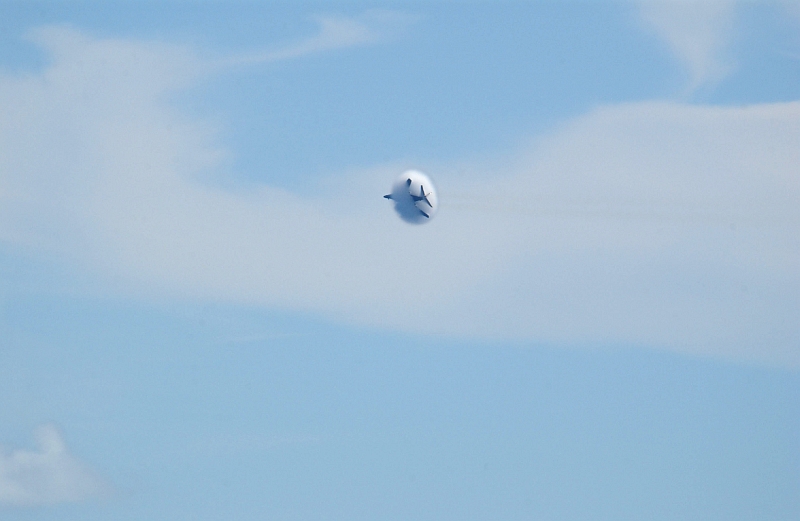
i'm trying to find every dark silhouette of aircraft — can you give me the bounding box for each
[384,178,433,218]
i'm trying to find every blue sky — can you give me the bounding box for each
[0,1,798,520]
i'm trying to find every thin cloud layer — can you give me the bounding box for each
[449,101,799,366]
[0,425,106,506]
[639,0,736,92]
[0,27,797,367]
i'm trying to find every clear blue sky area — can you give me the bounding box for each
[0,2,798,520]
[2,292,798,520]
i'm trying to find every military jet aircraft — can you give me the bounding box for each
[384,170,438,223]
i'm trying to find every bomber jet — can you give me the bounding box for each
[384,170,438,224]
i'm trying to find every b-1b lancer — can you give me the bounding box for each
[384,170,438,223]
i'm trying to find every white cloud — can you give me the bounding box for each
[639,1,736,92]
[453,101,799,366]
[0,27,798,368]
[0,425,106,505]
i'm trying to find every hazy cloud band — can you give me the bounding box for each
[0,25,797,367]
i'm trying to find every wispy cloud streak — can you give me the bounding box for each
[221,10,412,67]
[639,1,736,93]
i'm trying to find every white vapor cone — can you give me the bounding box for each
[0,425,106,505]
[384,170,439,224]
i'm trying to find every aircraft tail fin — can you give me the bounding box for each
[420,186,433,207]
